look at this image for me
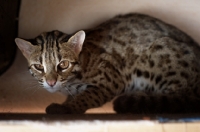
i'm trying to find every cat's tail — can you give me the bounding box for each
[113,93,200,114]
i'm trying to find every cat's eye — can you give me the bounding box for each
[58,60,69,70]
[34,64,44,71]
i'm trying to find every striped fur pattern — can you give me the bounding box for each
[15,13,200,114]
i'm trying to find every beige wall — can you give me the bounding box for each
[19,0,200,44]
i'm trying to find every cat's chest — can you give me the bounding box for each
[59,79,87,96]
[124,74,161,94]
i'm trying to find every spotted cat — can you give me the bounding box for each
[15,13,200,114]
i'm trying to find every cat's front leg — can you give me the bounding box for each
[46,103,72,114]
[46,85,115,114]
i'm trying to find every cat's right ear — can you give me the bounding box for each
[68,30,85,55]
[15,38,35,59]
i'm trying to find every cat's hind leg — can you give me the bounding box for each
[113,93,200,114]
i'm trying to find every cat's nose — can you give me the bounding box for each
[47,80,56,87]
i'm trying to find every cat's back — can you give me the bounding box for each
[83,13,200,64]
[85,13,195,46]
[81,13,200,92]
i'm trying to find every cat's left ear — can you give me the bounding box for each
[68,30,85,55]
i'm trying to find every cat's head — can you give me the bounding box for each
[15,30,85,93]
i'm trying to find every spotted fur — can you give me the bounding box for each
[15,13,200,114]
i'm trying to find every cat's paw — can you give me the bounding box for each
[46,103,72,114]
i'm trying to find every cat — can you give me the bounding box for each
[15,13,200,114]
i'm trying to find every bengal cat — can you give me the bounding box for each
[15,13,200,114]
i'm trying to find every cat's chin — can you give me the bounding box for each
[45,87,60,93]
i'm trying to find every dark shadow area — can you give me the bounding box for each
[0,0,21,75]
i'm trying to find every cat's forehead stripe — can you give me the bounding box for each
[41,35,47,73]
[39,33,47,52]
[39,32,66,73]
[39,56,42,64]
[34,31,71,73]
[53,40,60,71]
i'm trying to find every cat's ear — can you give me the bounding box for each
[15,38,35,59]
[68,30,85,55]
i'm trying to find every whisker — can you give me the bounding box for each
[21,84,40,92]
[66,89,75,100]
[20,80,42,93]
[30,87,41,96]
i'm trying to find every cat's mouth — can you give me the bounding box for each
[36,73,77,93]
[42,81,63,93]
